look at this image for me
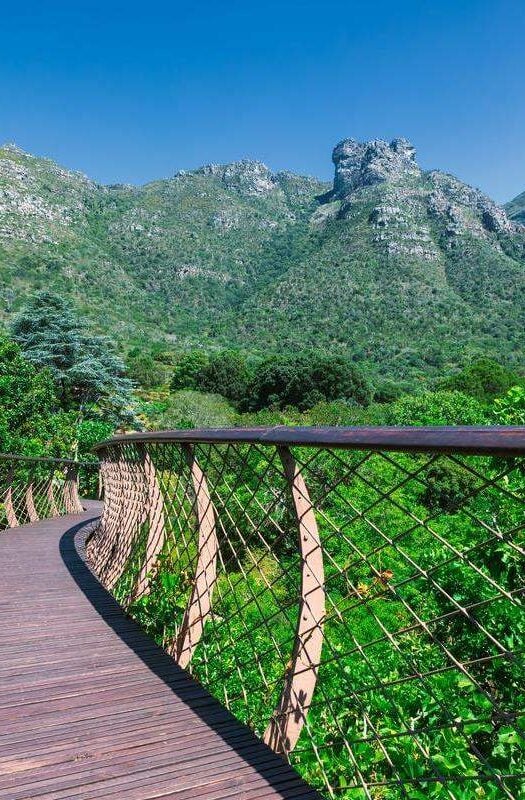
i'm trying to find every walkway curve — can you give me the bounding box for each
[0,506,320,800]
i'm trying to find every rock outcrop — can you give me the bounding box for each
[318,136,522,259]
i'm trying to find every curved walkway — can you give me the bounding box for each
[0,506,319,800]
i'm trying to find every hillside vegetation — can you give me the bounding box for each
[1,138,523,386]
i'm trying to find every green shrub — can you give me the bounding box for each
[245,352,371,411]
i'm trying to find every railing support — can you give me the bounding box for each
[264,446,325,757]
[47,477,59,517]
[64,464,83,514]
[131,448,166,601]
[25,481,39,523]
[4,469,19,528]
[171,444,218,668]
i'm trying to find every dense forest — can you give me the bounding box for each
[2,290,524,464]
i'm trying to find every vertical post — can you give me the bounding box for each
[64,464,83,514]
[171,444,218,668]
[25,480,39,523]
[4,468,19,528]
[264,446,325,757]
[47,476,59,517]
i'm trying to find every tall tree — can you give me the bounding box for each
[10,292,134,424]
[0,334,72,456]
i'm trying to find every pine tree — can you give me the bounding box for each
[10,292,134,424]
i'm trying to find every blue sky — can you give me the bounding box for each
[1,0,523,202]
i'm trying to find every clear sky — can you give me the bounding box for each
[1,0,524,202]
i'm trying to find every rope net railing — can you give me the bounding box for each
[0,454,97,530]
[88,428,525,800]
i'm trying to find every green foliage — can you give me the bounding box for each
[150,390,238,430]
[420,461,478,513]
[245,352,371,411]
[385,390,488,426]
[170,351,210,392]
[0,334,59,453]
[75,418,114,456]
[0,330,118,460]
[199,350,251,402]
[127,348,167,389]
[493,386,525,425]
[10,291,134,424]
[441,358,523,402]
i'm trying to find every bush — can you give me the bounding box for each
[153,390,238,429]
[127,350,166,389]
[441,358,522,402]
[199,351,250,402]
[171,351,209,392]
[386,390,487,426]
[420,461,477,513]
[245,352,371,411]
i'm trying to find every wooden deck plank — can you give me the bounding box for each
[0,507,320,799]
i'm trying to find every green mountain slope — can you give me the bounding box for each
[232,140,525,376]
[0,144,325,340]
[506,190,525,225]
[0,139,523,380]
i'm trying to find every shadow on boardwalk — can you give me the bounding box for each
[54,513,321,799]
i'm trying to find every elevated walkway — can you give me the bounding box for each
[0,506,319,800]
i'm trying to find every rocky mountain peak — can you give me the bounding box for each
[328,137,420,199]
[318,136,522,247]
[194,160,276,196]
[1,142,28,156]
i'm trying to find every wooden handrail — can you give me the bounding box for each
[93,425,525,455]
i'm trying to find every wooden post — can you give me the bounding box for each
[172,444,218,668]
[264,446,325,756]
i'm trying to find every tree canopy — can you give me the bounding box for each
[0,334,72,456]
[245,352,371,411]
[10,292,134,424]
[441,358,523,402]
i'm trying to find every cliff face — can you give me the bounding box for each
[0,139,523,379]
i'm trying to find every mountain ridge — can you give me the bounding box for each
[0,137,523,381]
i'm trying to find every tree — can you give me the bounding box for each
[385,390,487,426]
[171,351,210,392]
[441,358,522,403]
[10,292,134,424]
[200,351,250,402]
[127,349,166,389]
[492,386,525,425]
[245,352,370,411]
[0,334,74,456]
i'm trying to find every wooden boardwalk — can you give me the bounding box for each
[0,506,320,800]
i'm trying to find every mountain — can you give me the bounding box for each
[0,139,523,381]
[0,143,325,340]
[506,190,525,225]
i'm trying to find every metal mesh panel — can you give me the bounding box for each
[88,432,525,799]
[0,454,96,530]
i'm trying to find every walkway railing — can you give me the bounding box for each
[89,427,525,798]
[0,453,97,529]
